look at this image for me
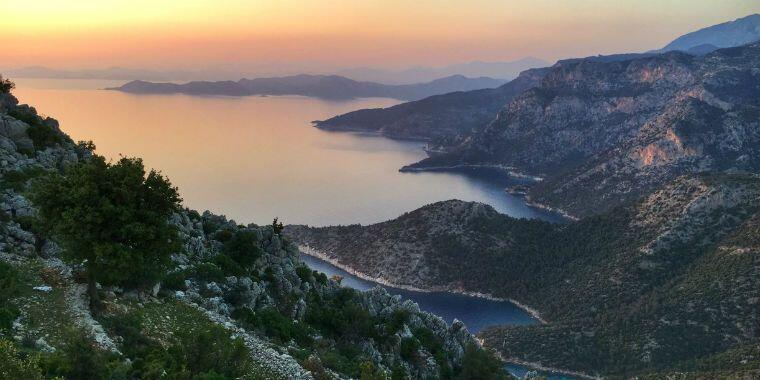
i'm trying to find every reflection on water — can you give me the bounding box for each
[13,78,561,226]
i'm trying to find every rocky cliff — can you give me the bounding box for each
[406,43,760,218]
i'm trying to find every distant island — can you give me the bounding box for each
[106,74,508,101]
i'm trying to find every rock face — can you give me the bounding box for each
[408,43,760,217]
[313,68,549,144]
[109,74,507,101]
[287,173,760,378]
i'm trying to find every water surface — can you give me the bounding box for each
[13,78,561,226]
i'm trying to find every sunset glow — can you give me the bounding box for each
[3,0,759,71]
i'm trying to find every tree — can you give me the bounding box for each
[32,155,181,312]
[0,75,14,94]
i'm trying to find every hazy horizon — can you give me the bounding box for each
[4,1,759,76]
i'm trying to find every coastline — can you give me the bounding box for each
[524,200,579,221]
[399,163,545,182]
[298,244,548,324]
[312,123,431,143]
[501,355,601,380]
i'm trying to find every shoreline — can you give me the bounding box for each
[399,163,545,182]
[312,123,431,143]
[298,244,548,324]
[501,355,601,380]
[524,200,579,221]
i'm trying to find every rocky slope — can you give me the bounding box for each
[406,43,760,218]
[286,173,760,378]
[0,90,510,379]
[313,68,549,143]
[108,74,507,101]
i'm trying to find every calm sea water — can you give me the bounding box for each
[12,78,562,227]
[13,78,574,379]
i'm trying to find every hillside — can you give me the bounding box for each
[107,74,507,101]
[286,173,760,378]
[406,43,760,218]
[313,68,549,143]
[0,86,510,379]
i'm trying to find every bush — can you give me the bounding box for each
[0,262,22,333]
[26,122,64,150]
[190,263,226,283]
[222,230,263,268]
[232,307,313,346]
[0,75,14,94]
[455,343,510,380]
[40,329,125,379]
[399,338,420,362]
[0,339,43,380]
[295,265,313,282]
[163,270,188,291]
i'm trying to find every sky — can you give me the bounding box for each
[3,0,759,72]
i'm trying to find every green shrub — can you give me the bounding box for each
[0,167,46,192]
[40,329,125,379]
[233,307,313,346]
[163,270,188,291]
[0,338,43,380]
[295,265,313,282]
[0,75,14,94]
[190,263,226,283]
[26,123,64,150]
[222,230,263,268]
[0,262,22,333]
[399,338,419,362]
[455,343,510,380]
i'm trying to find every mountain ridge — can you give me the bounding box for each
[107,74,508,101]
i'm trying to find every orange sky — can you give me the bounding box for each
[3,0,759,71]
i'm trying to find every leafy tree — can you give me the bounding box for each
[0,75,14,94]
[32,155,181,312]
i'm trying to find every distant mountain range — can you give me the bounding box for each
[3,57,549,85]
[336,57,550,84]
[659,13,760,53]
[106,74,508,101]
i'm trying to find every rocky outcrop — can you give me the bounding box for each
[408,43,760,218]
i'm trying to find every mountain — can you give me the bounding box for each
[107,74,508,101]
[0,89,510,378]
[405,43,760,218]
[313,68,549,142]
[660,14,760,53]
[337,58,550,84]
[286,173,760,378]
